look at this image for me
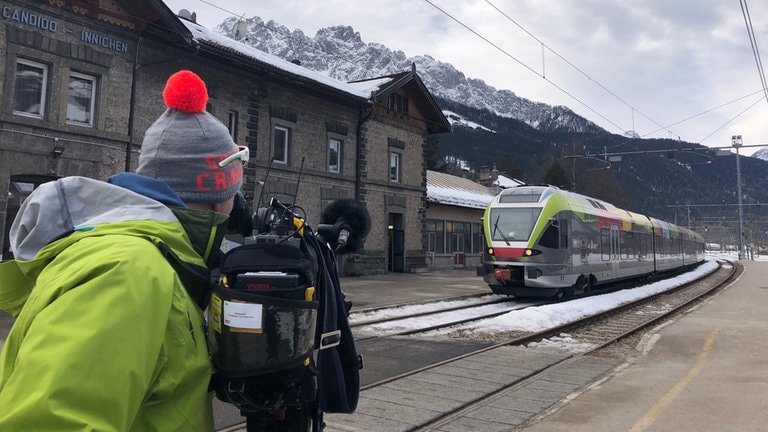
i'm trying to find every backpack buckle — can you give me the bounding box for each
[319,330,341,350]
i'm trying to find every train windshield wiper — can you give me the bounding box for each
[493,214,511,245]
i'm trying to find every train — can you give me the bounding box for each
[475,185,706,298]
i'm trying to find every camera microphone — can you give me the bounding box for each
[318,199,371,254]
[336,225,351,247]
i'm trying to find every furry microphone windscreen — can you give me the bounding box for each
[320,199,371,254]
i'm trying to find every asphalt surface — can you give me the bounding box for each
[519,260,768,432]
[7,263,768,432]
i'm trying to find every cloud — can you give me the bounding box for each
[164,0,768,154]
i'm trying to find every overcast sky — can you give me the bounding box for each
[163,0,768,156]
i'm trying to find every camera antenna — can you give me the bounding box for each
[255,156,275,211]
[290,156,305,208]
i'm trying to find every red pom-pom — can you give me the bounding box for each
[162,70,208,113]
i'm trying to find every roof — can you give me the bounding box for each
[350,67,452,134]
[495,174,524,188]
[427,170,498,209]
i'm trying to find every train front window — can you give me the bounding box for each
[489,208,541,242]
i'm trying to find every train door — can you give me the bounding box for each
[560,218,571,270]
[610,224,620,277]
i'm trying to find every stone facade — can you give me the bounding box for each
[1,0,138,257]
[0,1,451,275]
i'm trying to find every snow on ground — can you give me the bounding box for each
[455,258,720,335]
[354,257,742,352]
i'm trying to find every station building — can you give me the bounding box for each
[0,0,452,275]
[424,168,522,271]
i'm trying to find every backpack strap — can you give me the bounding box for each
[155,241,212,310]
[313,239,362,414]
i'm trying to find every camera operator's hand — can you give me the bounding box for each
[227,191,253,237]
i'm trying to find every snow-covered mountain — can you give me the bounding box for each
[751,147,768,161]
[214,17,604,134]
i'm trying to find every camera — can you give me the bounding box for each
[209,197,367,431]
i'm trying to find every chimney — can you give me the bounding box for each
[478,166,490,186]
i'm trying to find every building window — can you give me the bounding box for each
[390,151,401,183]
[329,138,341,173]
[228,110,239,139]
[387,93,409,114]
[472,223,484,254]
[273,125,289,164]
[13,59,48,118]
[446,221,470,253]
[66,72,96,127]
[425,219,444,253]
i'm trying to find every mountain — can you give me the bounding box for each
[211,16,768,240]
[752,147,768,161]
[216,17,604,134]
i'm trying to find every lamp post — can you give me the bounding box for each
[732,135,745,260]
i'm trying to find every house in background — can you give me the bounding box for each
[424,168,522,270]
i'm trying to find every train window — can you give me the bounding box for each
[601,228,610,261]
[498,186,548,203]
[488,208,541,242]
[620,231,628,260]
[559,219,568,249]
[539,225,559,249]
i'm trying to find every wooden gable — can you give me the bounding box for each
[354,67,452,134]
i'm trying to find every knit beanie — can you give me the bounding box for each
[136,70,243,204]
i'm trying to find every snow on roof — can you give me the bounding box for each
[180,19,385,100]
[427,170,497,209]
[178,20,511,212]
[495,174,524,188]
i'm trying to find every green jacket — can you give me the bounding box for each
[0,175,228,431]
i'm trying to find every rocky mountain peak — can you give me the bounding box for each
[214,16,604,134]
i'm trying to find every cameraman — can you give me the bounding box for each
[0,70,245,431]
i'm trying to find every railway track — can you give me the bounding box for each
[350,295,548,340]
[323,259,739,432]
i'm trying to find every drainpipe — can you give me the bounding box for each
[125,36,142,172]
[355,105,373,200]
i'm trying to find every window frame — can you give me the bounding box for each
[66,71,97,127]
[13,58,48,119]
[273,125,290,164]
[389,151,401,183]
[425,219,445,254]
[228,110,239,140]
[328,138,341,173]
[471,222,484,254]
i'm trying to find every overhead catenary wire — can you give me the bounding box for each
[696,93,764,143]
[740,0,768,104]
[421,0,626,133]
[482,0,676,138]
[478,0,767,145]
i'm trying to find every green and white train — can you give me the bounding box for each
[476,186,705,298]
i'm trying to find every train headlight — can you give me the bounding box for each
[487,247,495,256]
[524,248,542,256]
